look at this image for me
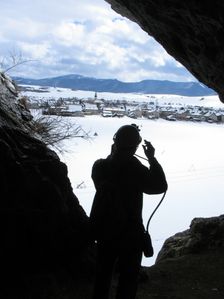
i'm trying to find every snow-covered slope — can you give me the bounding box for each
[21,85,223,108]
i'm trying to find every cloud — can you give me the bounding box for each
[18,42,51,59]
[54,22,86,46]
[0,0,195,82]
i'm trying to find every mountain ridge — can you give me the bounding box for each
[13,74,216,96]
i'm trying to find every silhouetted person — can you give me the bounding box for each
[90,124,168,299]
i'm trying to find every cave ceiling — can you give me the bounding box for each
[105,0,224,103]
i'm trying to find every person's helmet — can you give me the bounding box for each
[113,124,142,148]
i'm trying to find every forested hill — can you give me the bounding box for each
[13,74,216,96]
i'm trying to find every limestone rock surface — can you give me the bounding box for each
[156,215,224,263]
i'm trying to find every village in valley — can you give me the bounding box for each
[22,85,224,124]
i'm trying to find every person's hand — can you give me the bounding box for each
[142,140,155,161]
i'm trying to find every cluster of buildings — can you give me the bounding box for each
[28,92,224,124]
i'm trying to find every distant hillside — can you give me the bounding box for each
[13,74,216,96]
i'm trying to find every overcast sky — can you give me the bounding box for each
[0,0,195,82]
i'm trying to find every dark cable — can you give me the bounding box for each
[134,153,167,231]
[146,191,166,232]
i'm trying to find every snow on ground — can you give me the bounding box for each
[21,85,223,108]
[56,115,224,267]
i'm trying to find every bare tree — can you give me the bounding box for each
[30,114,92,153]
[0,48,36,73]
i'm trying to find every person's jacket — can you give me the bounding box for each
[90,152,167,240]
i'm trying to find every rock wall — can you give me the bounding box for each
[0,73,91,278]
[156,215,224,263]
[106,0,224,103]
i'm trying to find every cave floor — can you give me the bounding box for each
[3,248,224,299]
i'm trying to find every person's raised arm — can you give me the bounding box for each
[140,140,168,194]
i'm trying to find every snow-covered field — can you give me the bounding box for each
[56,115,224,267]
[22,85,223,108]
[26,86,224,266]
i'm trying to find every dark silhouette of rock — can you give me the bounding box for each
[0,73,92,288]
